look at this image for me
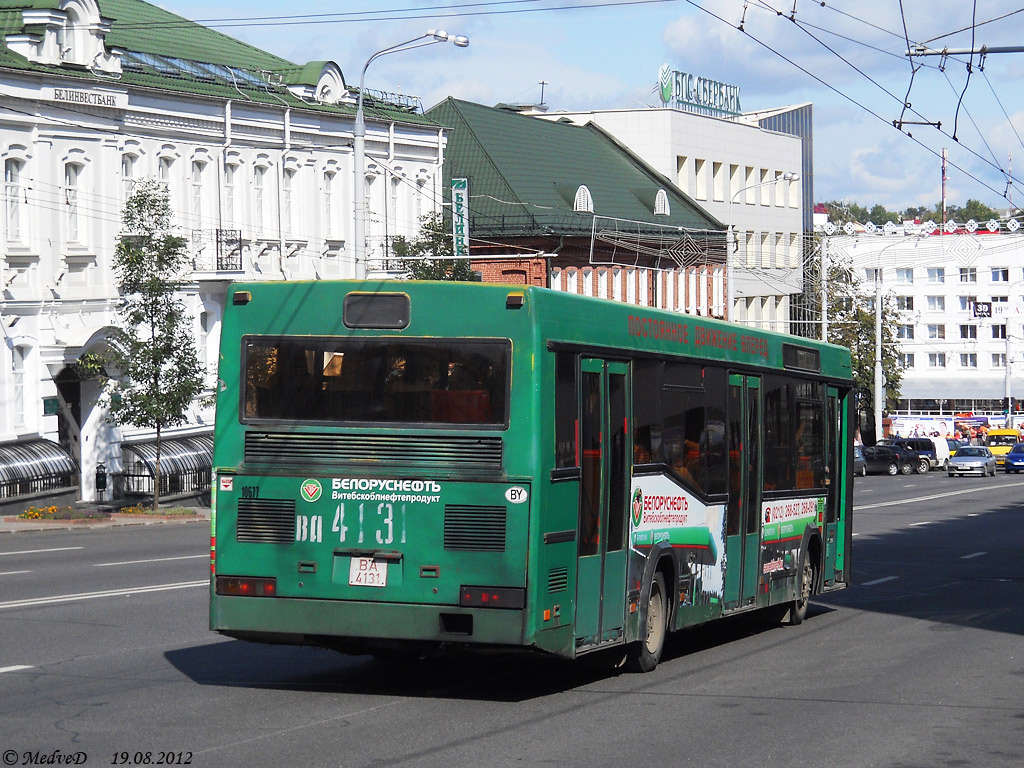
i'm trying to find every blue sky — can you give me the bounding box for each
[157,1,1024,215]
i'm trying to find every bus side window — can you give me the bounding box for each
[554,353,578,468]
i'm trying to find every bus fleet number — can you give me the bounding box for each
[295,503,408,545]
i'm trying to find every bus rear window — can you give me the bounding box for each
[242,337,510,426]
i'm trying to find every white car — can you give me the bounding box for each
[947,446,997,477]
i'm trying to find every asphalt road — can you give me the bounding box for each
[1,472,1022,768]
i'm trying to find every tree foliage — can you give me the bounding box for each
[393,212,476,281]
[822,251,903,442]
[99,180,205,510]
[820,198,1001,226]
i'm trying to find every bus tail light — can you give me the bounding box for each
[216,576,277,597]
[459,585,525,609]
[210,536,216,574]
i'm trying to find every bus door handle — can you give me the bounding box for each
[334,548,403,562]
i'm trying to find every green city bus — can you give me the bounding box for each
[210,280,854,671]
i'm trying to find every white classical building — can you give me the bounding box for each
[829,230,1024,425]
[0,0,446,507]
[536,95,809,333]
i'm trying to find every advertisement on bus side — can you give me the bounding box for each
[629,473,726,603]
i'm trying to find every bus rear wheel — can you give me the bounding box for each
[788,549,814,626]
[626,572,667,672]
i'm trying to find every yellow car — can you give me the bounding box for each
[984,428,1023,466]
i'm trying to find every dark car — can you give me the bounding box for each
[861,445,921,476]
[853,445,867,477]
[879,437,941,473]
[1004,443,1024,473]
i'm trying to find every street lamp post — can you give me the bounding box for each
[353,30,469,275]
[726,171,798,322]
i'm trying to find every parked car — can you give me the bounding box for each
[947,446,997,477]
[985,428,1023,467]
[861,445,920,476]
[853,445,867,476]
[879,436,950,472]
[1003,443,1024,473]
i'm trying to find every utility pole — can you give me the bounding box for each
[941,148,948,230]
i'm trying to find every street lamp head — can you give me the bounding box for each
[782,172,799,181]
[453,35,470,47]
[429,29,450,42]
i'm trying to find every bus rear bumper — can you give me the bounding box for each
[211,593,528,651]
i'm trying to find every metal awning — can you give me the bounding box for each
[122,434,213,477]
[899,377,1016,400]
[0,438,78,498]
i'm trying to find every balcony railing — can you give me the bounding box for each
[191,229,243,272]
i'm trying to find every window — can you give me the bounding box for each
[64,162,81,243]
[654,189,670,216]
[898,353,915,368]
[992,268,1009,282]
[927,324,945,339]
[223,163,237,226]
[712,162,724,202]
[897,324,914,339]
[694,159,707,201]
[960,324,977,339]
[993,295,1008,304]
[191,161,205,229]
[573,184,593,212]
[554,353,577,469]
[927,267,945,283]
[323,170,336,237]
[157,156,173,188]
[762,376,826,492]
[896,296,914,311]
[12,345,26,427]
[865,268,881,282]
[896,268,914,283]
[632,360,727,496]
[121,154,136,202]
[243,337,510,426]
[993,325,1007,340]
[960,267,977,283]
[960,295,978,311]
[961,353,977,368]
[253,166,267,234]
[928,353,946,368]
[5,158,24,242]
[927,296,945,311]
[282,168,295,235]
[993,353,1007,368]
[676,156,689,195]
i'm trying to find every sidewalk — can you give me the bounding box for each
[0,506,211,535]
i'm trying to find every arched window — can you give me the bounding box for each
[121,153,137,202]
[5,158,25,242]
[654,189,670,216]
[573,184,593,213]
[64,162,82,243]
[253,164,269,236]
[282,168,295,236]
[223,162,238,226]
[191,160,206,229]
[12,345,27,428]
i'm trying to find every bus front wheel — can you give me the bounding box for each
[626,572,668,672]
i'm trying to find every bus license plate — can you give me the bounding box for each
[349,557,387,587]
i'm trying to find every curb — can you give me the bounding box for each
[0,511,210,535]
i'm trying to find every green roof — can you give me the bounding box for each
[0,0,434,125]
[426,98,724,237]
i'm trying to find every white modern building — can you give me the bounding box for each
[830,231,1024,424]
[0,0,446,508]
[536,88,809,333]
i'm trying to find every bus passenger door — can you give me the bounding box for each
[575,358,629,649]
[724,374,762,609]
[822,387,841,585]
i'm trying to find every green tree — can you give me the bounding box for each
[98,180,205,510]
[822,250,903,442]
[394,211,476,281]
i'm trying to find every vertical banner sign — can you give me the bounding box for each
[451,178,469,258]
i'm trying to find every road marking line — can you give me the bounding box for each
[94,554,208,567]
[0,580,207,611]
[0,546,84,557]
[0,665,34,674]
[961,552,988,559]
[909,521,932,526]
[855,479,1024,511]
[0,570,32,576]
[862,576,899,586]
